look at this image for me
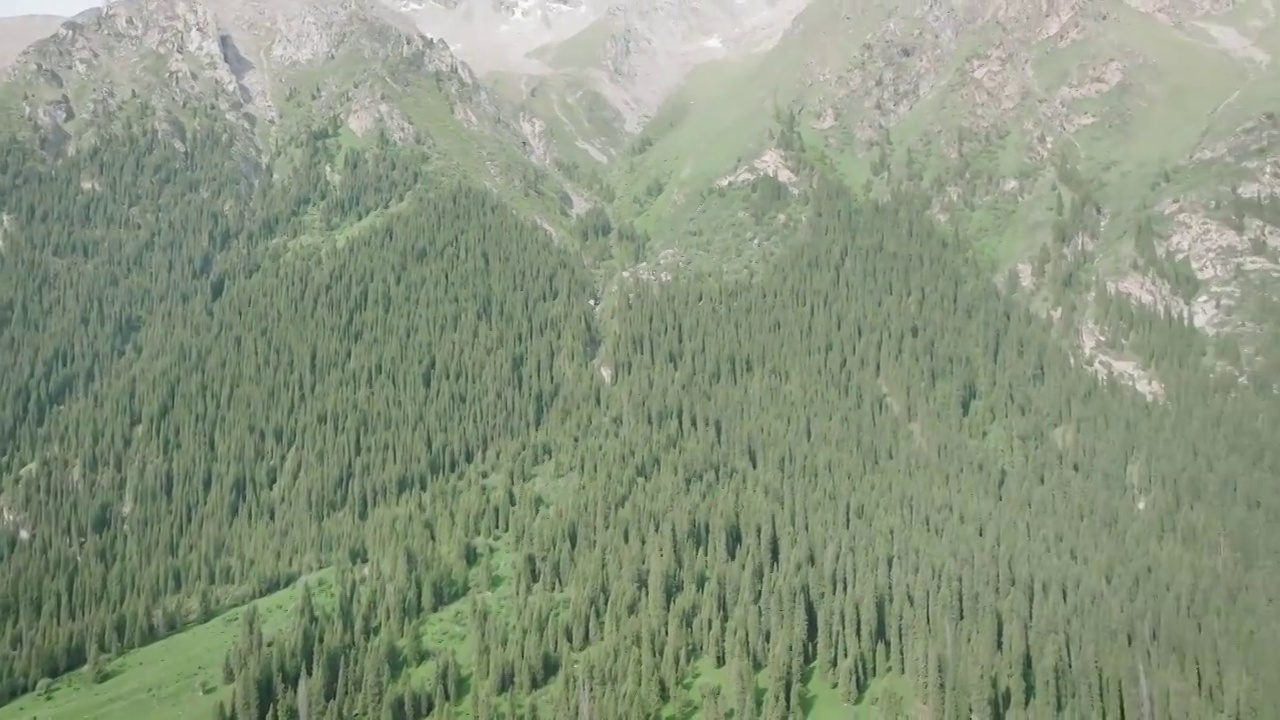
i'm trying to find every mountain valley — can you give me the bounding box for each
[0,1,1278,719]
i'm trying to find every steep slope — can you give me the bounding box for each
[3,139,1278,720]
[790,0,1280,387]
[0,15,63,70]
[390,0,809,153]
[2,2,1279,719]
[499,0,1280,390]
[2,0,584,230]
[0,1,604,706]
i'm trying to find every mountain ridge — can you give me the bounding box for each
[0,1,1278,718]
[0,0,599,245]
[5,0,1278,391]
[479,0,1280,391]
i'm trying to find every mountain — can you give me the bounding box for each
[0,1,1278,719]
[399,0,1280,391]
[0,15,64,69]
[2,0,586,232]
[392,0,807,122]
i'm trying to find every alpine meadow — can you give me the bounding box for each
[0,1,1277,720]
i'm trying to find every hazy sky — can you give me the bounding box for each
[0,0,103,18]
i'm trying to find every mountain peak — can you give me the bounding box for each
[4,0,480,159]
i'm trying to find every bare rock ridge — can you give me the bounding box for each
[7,0,486,155]
[10,0,472,96]
[4,0,574,223]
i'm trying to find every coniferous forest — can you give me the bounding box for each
[0,101,1277,720]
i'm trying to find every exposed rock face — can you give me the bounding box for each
[13,0,473,96]
[1109,116,1280,371]
[8,1,268,156]
[346,94,418,141]
[1077,315,1167,402]
[518,110,554,165]
[5,0,488,156]
[716,148,799,191]
[4,0,1276,394]
[1156,203,1280,339]
[206,0,440,69]
[1107,273,1188,317]
[1017,111,1280,391]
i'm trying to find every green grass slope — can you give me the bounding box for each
[529,0,1277,252]
[0,573,331,720]
[513,0,1280,381]
[0,455,914,720]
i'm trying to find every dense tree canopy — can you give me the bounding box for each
[0,101,1276,720]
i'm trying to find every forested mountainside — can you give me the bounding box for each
[1,1,1279,720]
[465,0,1280,391]
[1,96,1277,720]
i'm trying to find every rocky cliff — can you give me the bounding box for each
[10,2,531,162]
[0,0,587,243]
